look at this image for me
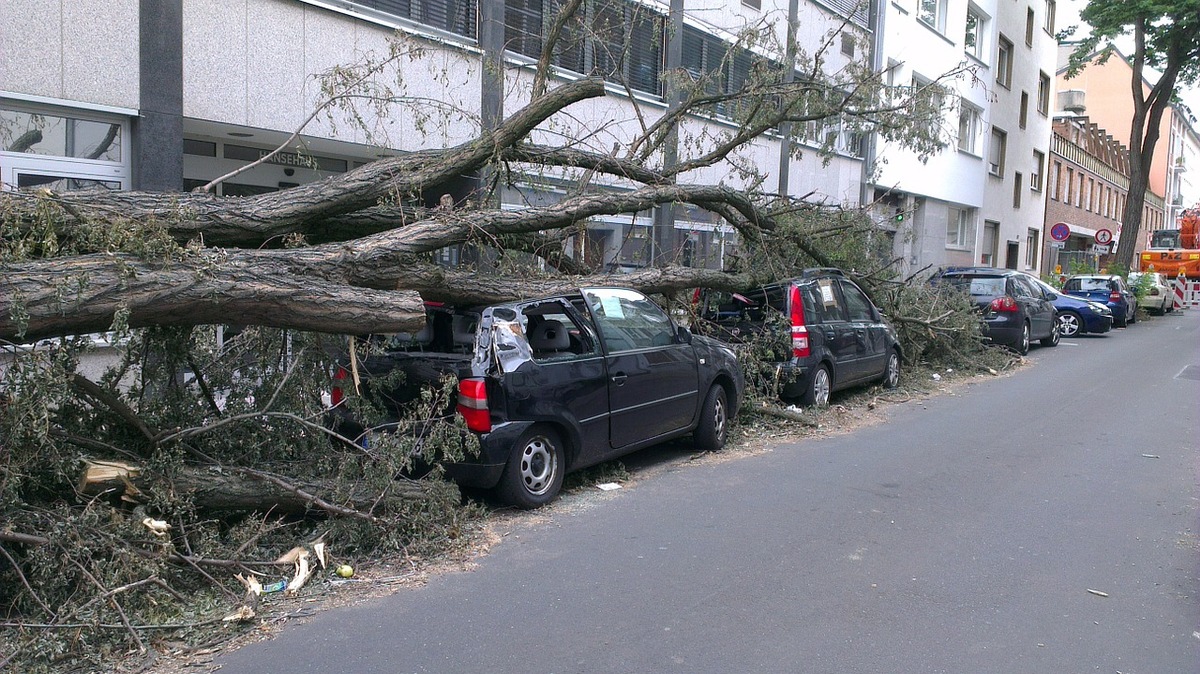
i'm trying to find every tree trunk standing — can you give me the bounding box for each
[1112,19,1183,270]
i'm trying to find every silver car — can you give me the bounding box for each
[1128,271,1174,315]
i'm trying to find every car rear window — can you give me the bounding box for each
[944,276,1005,296]
[1070,278,1112,292]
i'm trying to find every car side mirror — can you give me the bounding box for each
[676,326,693,344]
[1045,292,1058,300]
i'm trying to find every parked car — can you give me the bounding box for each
[931,267,1059,355]
[328,288,744,508]
[1025,275,1113,337]
[694,268,901,407]
[1127,271,1174,315]
[1061,274,1139,327]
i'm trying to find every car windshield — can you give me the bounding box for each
[944,276,1005,296]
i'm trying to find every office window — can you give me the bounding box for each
[351,0,478,38]
[1013,172,1023,208]
[1038,72,1051,114]
[1031,150,1044,191]
[964,7,986,59]
[1025,8,1035,45]
[1086,177,1094,211]
[507,0,665,96]
[1065,166,1074,203]
[1026,229,1039,270]
[996,36,1013,88]
[919,0,948,33]
[1019,92,1029,129]
[1044,0,1056,33]
[989,127,1007,176]
[958,102,981,153]
[1049,160,1060,200]
[1076,172,1084,207]
[947,207,973,247]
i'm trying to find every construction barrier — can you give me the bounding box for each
[1174,275,1200,310]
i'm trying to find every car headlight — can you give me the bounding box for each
[1088,302,1110,315]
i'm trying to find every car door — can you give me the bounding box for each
[838,278,888,382]
[1010,275,1054,339]
[802,279,858,385]
[581,288,700,450]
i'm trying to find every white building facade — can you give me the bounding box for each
[1,0,875,272]
[868,0,1058,275]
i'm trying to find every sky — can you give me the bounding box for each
[1059,0,1200,117]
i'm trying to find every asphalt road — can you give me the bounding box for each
[213,310,1200,674]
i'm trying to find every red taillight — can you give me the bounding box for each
[1109,290,1121,303]
[789,286,810,358]
[990,296,1019,312]
[691,287,702,305]
[456,378,491,433]
[331,366,348,407]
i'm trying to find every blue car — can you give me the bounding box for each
[1026,275,1113,337]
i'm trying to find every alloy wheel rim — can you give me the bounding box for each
[814,369,831,406]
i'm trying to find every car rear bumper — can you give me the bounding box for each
[445,421,532,489]
[979,315,1024,347]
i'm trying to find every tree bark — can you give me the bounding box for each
[2,183,778,342]
[80,461,446,515]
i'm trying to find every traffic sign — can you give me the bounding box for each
[1050,222,1071,242]
[1049,241,1065,249]
[1095,228,1114,245]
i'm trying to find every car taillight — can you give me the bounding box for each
[1109,290,1121,303]
[990,296,1019,312]
[456,378,491,433]
[789,286,810,358]
[331,366,348,407]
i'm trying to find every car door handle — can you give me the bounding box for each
[611,373,628,385]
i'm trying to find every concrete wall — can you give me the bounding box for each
[0,0,141,109]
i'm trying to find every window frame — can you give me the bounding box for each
[996,35,1013,88]
[1037,72,1051,115]
[946,206,974,248]
[988,127,1007,177]
[1031,150,1044,191]
[957,101,981,154]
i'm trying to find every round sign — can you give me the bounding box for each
[1095,228,1114,245]
[1050,222,1071,242]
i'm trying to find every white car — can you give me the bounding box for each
[1128,271,1174,315]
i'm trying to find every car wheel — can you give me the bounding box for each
[1011,322,1030,356]
[693,385,728,452]
[1115,311,1127,328]
[801,364,832,407]
[1128,307,1137,324]
[1058,311,1083,337]
[1040,320,1060,347]
[880,349,901,389]
[495,426,565,509]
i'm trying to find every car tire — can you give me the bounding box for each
[801,364,832,407]
[880,349,901,389]
[495,426,565,509]
[1058,311,1083,337]
[1040,320,1060,347]
[1115,312,1127,328]
[693,384,729,452]
[1128,308,1137,324]
[1012,322,1030,356]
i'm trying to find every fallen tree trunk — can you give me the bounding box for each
[80,460,449,517]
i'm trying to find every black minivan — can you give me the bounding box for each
[695,269,901,407]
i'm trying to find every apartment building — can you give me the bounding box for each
[0,0,873,272]
[868,0,1058,275]
[1043,110,1131,273]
